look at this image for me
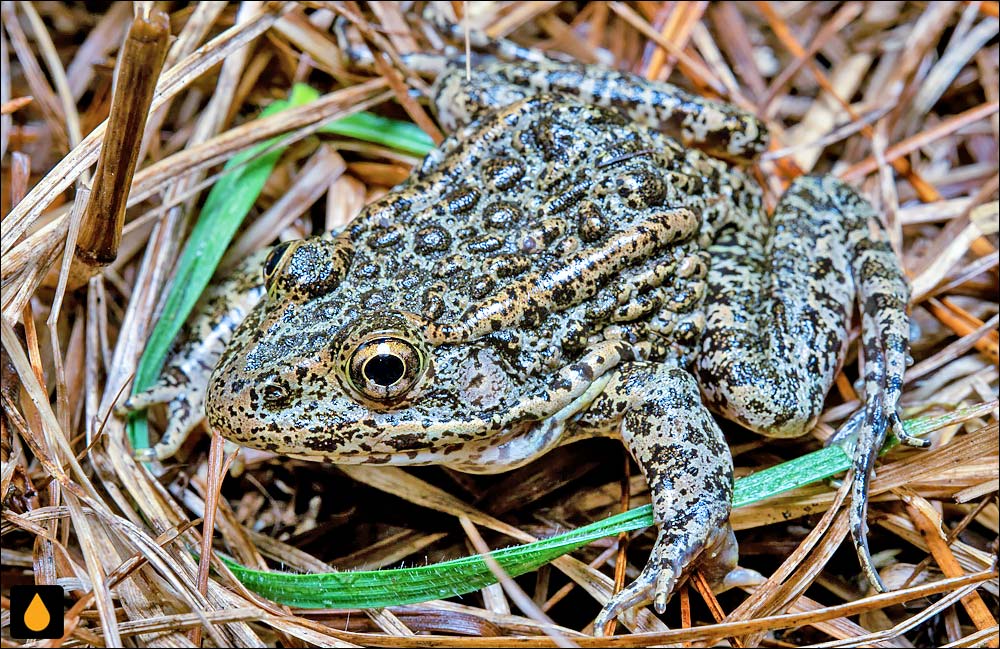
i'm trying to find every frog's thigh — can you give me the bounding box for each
[697,176,862,439]
[698,175,909,443]
[576,363,735,628]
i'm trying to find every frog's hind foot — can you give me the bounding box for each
[699,175,919,595]
[842,179,923,590]
[831,406,928,593]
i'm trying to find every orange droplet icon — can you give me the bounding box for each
[24,593,51,632]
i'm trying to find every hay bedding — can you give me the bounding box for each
[1,2,998,646]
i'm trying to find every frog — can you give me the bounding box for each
[124,55,919,631]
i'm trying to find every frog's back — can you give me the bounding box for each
[335,96,757,376]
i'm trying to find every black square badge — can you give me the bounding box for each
[10,585,64,639]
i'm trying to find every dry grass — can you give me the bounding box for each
[2,2,998,647]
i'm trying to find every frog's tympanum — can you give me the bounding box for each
[126,58,918,629]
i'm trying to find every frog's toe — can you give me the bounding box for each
[829,407,925,451]
[830,401,929,592]
[594,523,720,634]
[891,411,929,448]
[843,400,895,593]
[118,383,182,415]
[141,414,199,461]
[653,562,681,613]
[850,451,887,592]
[593,561,667,635]
[719,566,765,591]
[827,408,865,453]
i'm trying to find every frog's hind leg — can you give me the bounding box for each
[575,363,736,633]
[430,57,768,163]
[697,175,915,592]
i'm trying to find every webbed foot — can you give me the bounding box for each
[830,398,927,592]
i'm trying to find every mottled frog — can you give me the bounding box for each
[126,57,918,629]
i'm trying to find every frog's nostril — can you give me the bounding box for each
[261,381,289,406]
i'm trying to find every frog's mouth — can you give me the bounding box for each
[287,449,453,466]
[283,417,560,473]
[224,419,499,467]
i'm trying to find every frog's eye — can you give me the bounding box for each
[348,337,424,401]
[262,241,294,288]
[262,238,353,299]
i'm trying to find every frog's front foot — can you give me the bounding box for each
[577,364,736,635]
[593,528,679,633]
[594,523,739,635]
[118,375,203,461]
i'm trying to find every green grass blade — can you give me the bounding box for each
[222,506,653,608]
[318,111,435,156]
[223,407,986,609]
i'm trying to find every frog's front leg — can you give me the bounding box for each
[574,363,736,633]
[121,249,267,460]
[697,175,917,591]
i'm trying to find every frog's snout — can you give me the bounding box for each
[204,364,248,441]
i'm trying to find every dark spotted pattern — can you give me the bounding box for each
[574,364,735,628]
[126,58,913,632]
[433,58,768,163]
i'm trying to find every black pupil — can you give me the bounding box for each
[364,354,405,387]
